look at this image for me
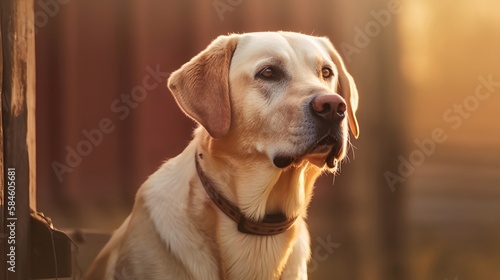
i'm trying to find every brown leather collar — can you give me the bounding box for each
[195,153,297,235]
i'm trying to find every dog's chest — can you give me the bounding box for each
[216,218,295,280]
[187,196,296,279]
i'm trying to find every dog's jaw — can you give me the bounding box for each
[271,133,347,171]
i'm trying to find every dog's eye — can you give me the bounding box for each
[321,67,334,79]
[258,67,275,79]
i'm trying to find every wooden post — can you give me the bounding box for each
[1,0,36,279]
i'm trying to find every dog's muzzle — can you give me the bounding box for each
[273,94,347,169]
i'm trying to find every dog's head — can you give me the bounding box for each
[168,32,359,171]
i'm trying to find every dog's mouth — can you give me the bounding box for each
[273,134,343,169]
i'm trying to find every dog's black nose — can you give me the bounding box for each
[310,94,346,122]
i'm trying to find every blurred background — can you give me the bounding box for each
[34,0,500,279]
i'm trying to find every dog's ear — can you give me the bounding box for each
[319,37,360,139]
[168,35,238,139]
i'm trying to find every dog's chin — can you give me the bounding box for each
[272,135,344,170]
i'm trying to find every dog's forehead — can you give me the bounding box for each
[231,32,333,69]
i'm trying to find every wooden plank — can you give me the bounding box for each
[0,5,5,277]
[26,0,37,211]
[1,0,36,279]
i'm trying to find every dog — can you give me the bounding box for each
[85,31,359,280]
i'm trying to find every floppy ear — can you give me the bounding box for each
[168,35,238,139]
[320,37,360,139]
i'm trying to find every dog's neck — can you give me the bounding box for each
[195,154,297,235]
[194,129,322,223]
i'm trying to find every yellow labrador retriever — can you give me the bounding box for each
[85,31,359,280]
